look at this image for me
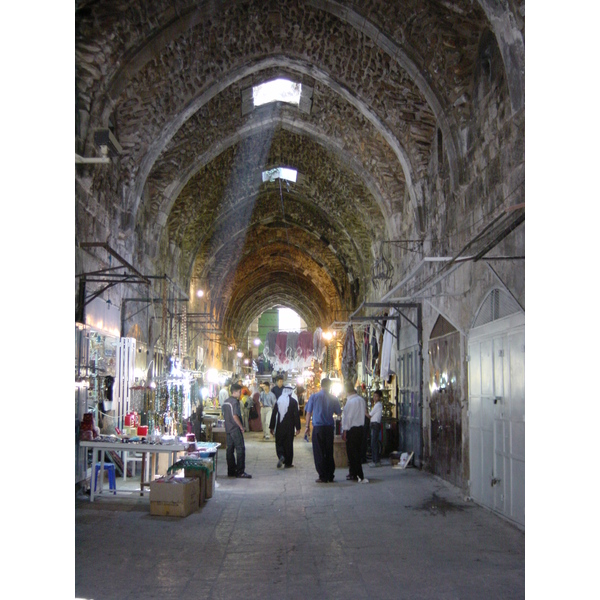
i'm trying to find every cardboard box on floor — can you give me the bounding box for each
[183,468,207,506]
[185,460,215,500]
[150,476,199,517]
[212,427,227,447]
[333,436,348,468]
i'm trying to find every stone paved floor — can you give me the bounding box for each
[75,431,524,600]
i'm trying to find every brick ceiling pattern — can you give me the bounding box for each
[76,0,519,341]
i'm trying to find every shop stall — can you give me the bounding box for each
[80,436,220,502]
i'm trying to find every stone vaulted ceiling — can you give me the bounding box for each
[75,0,525,343]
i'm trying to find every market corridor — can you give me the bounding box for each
[75,432,524,600]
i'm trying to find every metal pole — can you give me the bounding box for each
[76,277,86,323]
[417,302,423,468]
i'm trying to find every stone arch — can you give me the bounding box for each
[475,0,525,113]
[134,56,420,236]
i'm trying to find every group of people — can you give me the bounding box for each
[304,379,382,483]
[221,375,384,484]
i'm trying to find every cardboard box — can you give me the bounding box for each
[185,460,215,500]
[212,427,227,447]
[183,469,207,506]
[149,477,199,517]
[206,470,215,499]
[333,436,348,468]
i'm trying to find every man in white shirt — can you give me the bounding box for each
[218,384,230,415]
[341,382,368,483]
[368,390,383,467]
[259,382,277,440]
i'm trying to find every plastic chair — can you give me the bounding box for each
[94,462,117,494]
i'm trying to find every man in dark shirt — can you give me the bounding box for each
[272,375,285,400]
[221,383,252,479]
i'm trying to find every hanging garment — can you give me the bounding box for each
[275,332,288,368]
[265,331,278,359]
[341,325,358,383]
[371,327,379,370]
[380,315,395,382]
[363,326,371,378]
[313,327,326,364]
[297,330,314,369]
[286,331,299,369]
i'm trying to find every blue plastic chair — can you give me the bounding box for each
[94,462,117,494]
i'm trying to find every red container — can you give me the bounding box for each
[137,426,148,436]
[125,412,139,427]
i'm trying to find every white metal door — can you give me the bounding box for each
[469,312,524,527]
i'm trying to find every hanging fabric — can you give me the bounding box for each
[371,327,379,370]
[275,332,288,368]
[265,330,278,359]
[297,330,314,369]
[313,327,326,364]
[341,325,358,384]
[363,326,371,379]
[380,311,396,381]
[286,331,299,369]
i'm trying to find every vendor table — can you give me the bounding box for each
[138,441,220,497]
[79,440,220,502]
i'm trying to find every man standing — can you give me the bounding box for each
[221,383,252,479]
[241,386,251,432]
[304,378,341,483]
[269,385,301,468]
[341,382,368,483]
[259,382,277,440]
[218,383,229,414]
[368,389,383,467]
[272,375,285,400]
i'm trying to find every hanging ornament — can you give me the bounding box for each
[371,241,393,291]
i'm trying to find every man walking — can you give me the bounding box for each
[304,378,341,483]
[221,383,252,479]
[259,382,277,440]
[272,375,285,400]
[342,382,368,483]
[269,385,301,468]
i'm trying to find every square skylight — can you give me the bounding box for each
[262,167,298,183]
[253,79,302,107]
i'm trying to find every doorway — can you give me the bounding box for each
[468,290,524,526]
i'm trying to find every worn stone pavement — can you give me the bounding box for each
[75,430,524,600]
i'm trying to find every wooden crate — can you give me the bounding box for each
[333,436,348,469]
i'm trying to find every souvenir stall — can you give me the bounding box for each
[79,350,222,503]
[75,296,122,485]
[340,314,403,460]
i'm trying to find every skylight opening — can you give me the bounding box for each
[253,78,302,107]
[262,167,298,183]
